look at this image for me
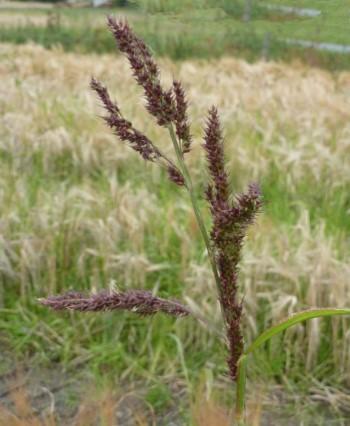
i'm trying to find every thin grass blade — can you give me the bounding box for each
[245,308,350,355]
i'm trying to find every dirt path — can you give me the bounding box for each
[0,353,183,425]
[264,4,321,18]
[1,356,346,425]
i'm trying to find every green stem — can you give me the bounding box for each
[235,355,247,425]
[167,124,222,297]
[167,124,243,421]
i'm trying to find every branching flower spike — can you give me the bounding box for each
[107,17,176,126]
[41,16,262,387]
[203,107,262,380]
[90,76,184,186]
[39,18,350,424]
[172,80,192,154]
[40,290,190,317]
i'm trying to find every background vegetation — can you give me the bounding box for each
[0,0,350,70]
[0,1,350,424]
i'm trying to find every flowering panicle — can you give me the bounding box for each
[91,77,159,161]
[40,19,263,389]
[90,76,119,116]
[203,107,230,209]
[40,290,190,317]
[107,17,176,127]
[204,107,262,380]
[91,77,184,185]
[167,165,185,186]
[172,80,192,154]
[235,183,262,225]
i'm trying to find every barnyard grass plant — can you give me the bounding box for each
[40,17,350,424]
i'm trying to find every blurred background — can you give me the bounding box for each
[0,1,349,425]
[1,0,350,68]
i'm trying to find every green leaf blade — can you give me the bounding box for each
[245,308,350,355]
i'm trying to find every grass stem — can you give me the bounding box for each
[234,355,247,425]
[167,124,222,300]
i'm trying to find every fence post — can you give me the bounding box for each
[261,32,271,60]
[243,0,253,22]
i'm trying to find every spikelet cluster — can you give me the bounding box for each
[40,290,190,317]
[41,17,262,383]
[204,107,262,379]
[92,18,193,186]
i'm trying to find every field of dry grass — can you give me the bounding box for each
[0,42,350,424]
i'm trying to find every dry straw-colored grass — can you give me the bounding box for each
[0,2,53,9]
[0,13,48,27]
[0,383,151,426]
[0,376,263,426]
[0,42,350,415]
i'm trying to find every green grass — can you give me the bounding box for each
[0,2,350,70]
[251,0,350,45]
[0,122,348,421]
[1,15,350,421]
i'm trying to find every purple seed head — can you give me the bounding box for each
[172,80,192,153]
[203,106,263,380]
[107,17,176,126]
[40,290,190,317]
